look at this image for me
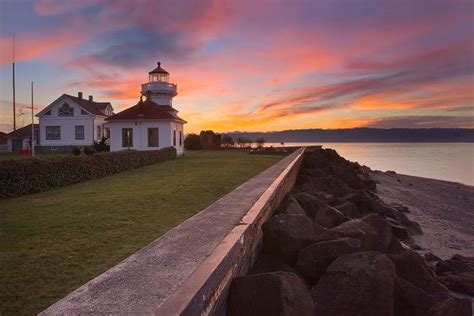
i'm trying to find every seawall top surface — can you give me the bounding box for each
[41,149,303,315]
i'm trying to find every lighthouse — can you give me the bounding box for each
[141,62,178,106]
[106,61,187,154]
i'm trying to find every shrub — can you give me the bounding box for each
[83,146,96,155]
[93,137,110,152]
[184,133,202,150]
[72,148,81,156]
[0,147,177,199]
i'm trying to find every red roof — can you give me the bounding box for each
[105,98,186,123]
[148,62,169,75]
[64,94,112,116]
[6,124,39,139]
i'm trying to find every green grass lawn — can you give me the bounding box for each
[0,151,282,315]
[0,152,67,162]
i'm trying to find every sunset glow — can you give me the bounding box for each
[0,0,473,133]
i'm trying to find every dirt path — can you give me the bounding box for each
[372,172,474,260]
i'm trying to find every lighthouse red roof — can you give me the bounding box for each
[105,98,186,123]
[148,62,169,75]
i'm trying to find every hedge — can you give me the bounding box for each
[0,147,177,199]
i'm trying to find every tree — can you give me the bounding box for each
[221,135,234,148]
[255,137,265,148]
[184,133,202,150]
[237,137,245,148]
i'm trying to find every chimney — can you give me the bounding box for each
[78,92,83,99]
[89,95,93,101]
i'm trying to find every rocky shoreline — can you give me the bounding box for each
[227,148,473,315]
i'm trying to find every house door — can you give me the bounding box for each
[12,139,23,151]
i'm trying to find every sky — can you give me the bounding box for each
[0,0,473,133]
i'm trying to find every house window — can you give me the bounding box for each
[46,126,60,140]
[173,130,176,146]
[75,125,84,140]
[179,131,182,146]
[148,128,159,147]
[122,128,133,147]
[97,126,102,139]
[81,109,88,115]
[104,127,110,139]
[58,103,74,116]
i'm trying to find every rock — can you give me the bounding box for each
[285,196,306,215]
[295,238,361,285]
[228,272,315,316]
[436,254,474,275]
[314,218,378,251]
[312,191,338,204]
[314,205,348,228]
[437,272,474,295]
[249,254,299,275]
[292,192,326,220]
[385,209,423,235]
[435,255,474,295]
[262,214,315,264]
[389,220,409,240]
[393,277,435,316]
[390,203,410,213]
[333,201,360,218]
[299,175,351,197]
[427,297,472,316]
[361,214,393,252]
[386,170,397,175]
[343,190,391,214]
[425,252,441,262]
[311,251,396,316]
[389,249,448,294]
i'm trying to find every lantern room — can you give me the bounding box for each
[149,62,169,82]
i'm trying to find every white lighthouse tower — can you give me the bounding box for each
[141,62,178,106]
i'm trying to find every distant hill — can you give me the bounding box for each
[224,128,474,143]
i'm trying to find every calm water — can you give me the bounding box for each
[267,143,474,185]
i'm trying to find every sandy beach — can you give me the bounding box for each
[372,171,474,260]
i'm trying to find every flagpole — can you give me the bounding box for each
[31,82,35,156]
[13,34,16,131]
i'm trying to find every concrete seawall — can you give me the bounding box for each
[41,148,305,315]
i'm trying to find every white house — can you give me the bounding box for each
[35,93,114,152]
[106,62,187,155]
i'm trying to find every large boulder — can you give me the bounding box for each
[437,272,474,295]
[427,297,472,316]
[314,205,348,228]
[385,209,422,235]
[393,277,435,316]
[292,192,326,220]
[262,214,315,264]
[228,272,314,316]
[299,175,352,197]
[249,254,298,275]
[361,213,393,252]
[436,254,474,295]
[333,201,360,218]
[314,218,378,251]
[311,251,396,316]
[436,254,474,275]
[389,249,448,294]
[295,237,361,284]
[285,196,306,216]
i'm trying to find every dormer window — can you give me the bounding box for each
[58,103,74,116]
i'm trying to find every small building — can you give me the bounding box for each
[35,93,114,152]
[106,62,187,155]
[5,124,39,152]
